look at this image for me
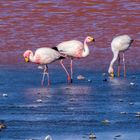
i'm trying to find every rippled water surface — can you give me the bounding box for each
[0,0,139,69]
[0,67,140,140]
[0,0,140,140]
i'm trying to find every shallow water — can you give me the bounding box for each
[0,0,140,140]
[0,66,140,139]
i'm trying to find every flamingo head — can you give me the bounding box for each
[108,67,114,77]
[85,36,95,43]
[23,50,32,62]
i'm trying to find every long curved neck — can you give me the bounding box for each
[109,51,119,71]
[29,52,35,62]
[82,40,89,57]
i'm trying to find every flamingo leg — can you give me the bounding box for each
[123,53,126,77]
[41,66,46,86]
[41,65,50,86]
[70,58,73,83]
[117,54,120,77]
[60,59,71,83]
[46,67,50,86]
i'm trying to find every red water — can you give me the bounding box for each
[0,0,139,70]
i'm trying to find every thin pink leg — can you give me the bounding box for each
[60,60,71,83]
[70,58,73,83]
[41,65,50,86]
[41,66,46,86]
[47,72,50,86]
[118,54,120,77]
[123,53,126,77]
[41,73,45,86]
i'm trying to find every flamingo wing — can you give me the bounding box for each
[56,40,83,56]
[35,48,61,64]
[111,35,132,52]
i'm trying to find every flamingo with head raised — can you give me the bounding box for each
[23,47,69,86]
[108,35,133,77]
[53,36,95,82]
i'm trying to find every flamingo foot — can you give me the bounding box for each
[68,75,71,83]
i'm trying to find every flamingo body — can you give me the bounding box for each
[56,36,94,58]
[23,48,61,64]
[55,36,95,82]
[56,40,84,58]
[23,48,63,85]
[111,35,132,52]
[108,35,133,77]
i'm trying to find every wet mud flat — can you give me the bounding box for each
[0,66,140,140]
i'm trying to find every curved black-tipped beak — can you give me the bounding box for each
[92,38,95,42]
[24,57,29,62]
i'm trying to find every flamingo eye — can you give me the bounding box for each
[89,37,92,41]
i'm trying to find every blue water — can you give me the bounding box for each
[0,66,140,140]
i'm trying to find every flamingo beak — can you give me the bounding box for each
[92,38,95,42]
[24,57,29,62]
[110,72,114,78]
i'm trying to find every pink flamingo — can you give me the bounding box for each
[23,47,70,86]
[53,36,95,82]
[108,35,133,77]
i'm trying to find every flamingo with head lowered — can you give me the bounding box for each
[108,35,133,77]
[23,47,69,86]
[53,36,95,82]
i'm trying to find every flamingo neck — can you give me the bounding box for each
[82,40,89,57]
[108,51,119,73]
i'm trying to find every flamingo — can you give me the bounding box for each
[53,36,95,82]
[23,47,69,86]
[108,35,133,77]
